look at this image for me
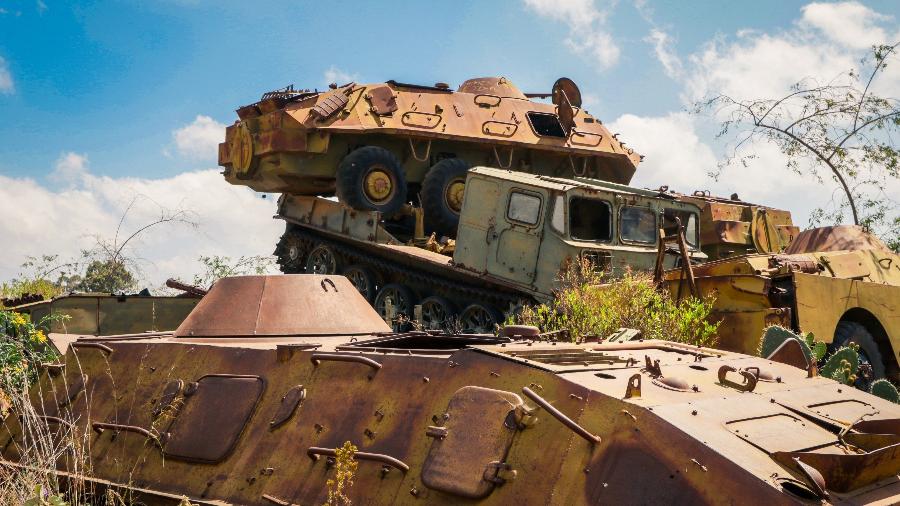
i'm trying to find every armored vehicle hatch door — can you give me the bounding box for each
[486,189,543,286]
[421,386,524,499]
[454,177,500,272]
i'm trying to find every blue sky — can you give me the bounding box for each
[1,0,898,284]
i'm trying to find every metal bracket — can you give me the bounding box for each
[717,365,758,392]
[624,374,642,399]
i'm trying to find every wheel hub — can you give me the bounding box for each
[445,179,466,213]
[364,167,394,203]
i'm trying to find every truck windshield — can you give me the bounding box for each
[569,197,611,241]
[620,206,657,244]
[663,209,699,247]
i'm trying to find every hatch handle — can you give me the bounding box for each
[92,422,167,446]
[72,342,113,355]
[308,446,409,473]
[311,353,382,372]
[522,386,601,444]
[717,365,758,392]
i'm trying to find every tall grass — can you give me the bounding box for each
[512,257,720,347]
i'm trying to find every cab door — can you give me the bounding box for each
[486,189,544,286]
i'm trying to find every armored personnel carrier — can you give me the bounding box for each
[218,76,641,236]
[275,167,705,332]
[3,274,900,505]
[662,225,900,382]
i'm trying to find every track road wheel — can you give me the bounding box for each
[831,321,885,387]
[305,245,338,275]
[274,232,305,273]
[343,265,377,302]
[460,304,503,334]
[420,296,456,331]
[374,284,415,322]
[336,146,407,215]
[422,158,470,237]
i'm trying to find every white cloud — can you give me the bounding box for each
[0,166,282,288]
[171,115,226,161]
[36,0,47,14]
[323,65,358,87]
[645,28,683,80]
[801,1,890,49]
[0,56,14,94]
[51,152,89,185]
[610,112,833,225]
[611,112,716,191]
[524,0,621,70]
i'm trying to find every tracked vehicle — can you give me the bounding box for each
[275,167,705,332]
[3,274,900,505]
[218,76,641,237]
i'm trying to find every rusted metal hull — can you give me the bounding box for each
[3,275,900,505]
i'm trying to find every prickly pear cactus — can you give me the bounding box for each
[803,332,827,362]
[820,346,860,385]
[759,325,812,361]
[869,379,900,403]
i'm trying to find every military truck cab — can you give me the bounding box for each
[454,167,706,298]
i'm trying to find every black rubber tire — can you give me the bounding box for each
[420,296,456,331]
[342,264,377,303]
[374,283,415,320]
[421,158,470,237]
[336,146,407,215]
[460,304,503,334]
[831,321,886,380]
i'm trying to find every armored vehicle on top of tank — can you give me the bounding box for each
[218,76,641,236]
[276,167,705,332]
[3,274,900,505]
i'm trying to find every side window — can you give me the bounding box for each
[551,195,565,233]
[620,206,657,244]
[507,191,542,226]
[526,112,566,138]
[569,197,612,241]
[663,209,699,247]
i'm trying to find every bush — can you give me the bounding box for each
[512,257,720,347]
[0,310,59,393]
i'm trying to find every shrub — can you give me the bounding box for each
[512,257,720,347]
[0,310,59,393]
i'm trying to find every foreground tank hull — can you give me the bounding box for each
[3,275,899,505]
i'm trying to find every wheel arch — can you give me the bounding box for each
[838,307,898,377]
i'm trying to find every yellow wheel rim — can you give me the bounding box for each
[446,180,466,213]
[230,122,254,175]
[364,167,393,203]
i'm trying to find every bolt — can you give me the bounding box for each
[691,410,698,416]
[490,371,500,377]
[410,486,420,498]
[422,376,430,383]
[314,423,325,434]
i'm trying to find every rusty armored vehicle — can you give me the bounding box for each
[4,283,201,338]
[670,190,800,260]
[3,274,900,505]
[218,76,641,238]
[663,225,900,382]
[275,167,705,332]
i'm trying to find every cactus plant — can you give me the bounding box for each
[869,379,900,403]
[759,325,812,361]
[820,346,860,385]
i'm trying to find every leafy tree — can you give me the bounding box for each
[192,255,274,289]
[698,42,899,246]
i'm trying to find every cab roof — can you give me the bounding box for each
[469,166,676,199]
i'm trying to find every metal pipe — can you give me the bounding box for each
[522,386,601,444]
[310,353,382,372]
[307,447,409,473]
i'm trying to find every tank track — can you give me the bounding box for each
[275,223,532,314]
